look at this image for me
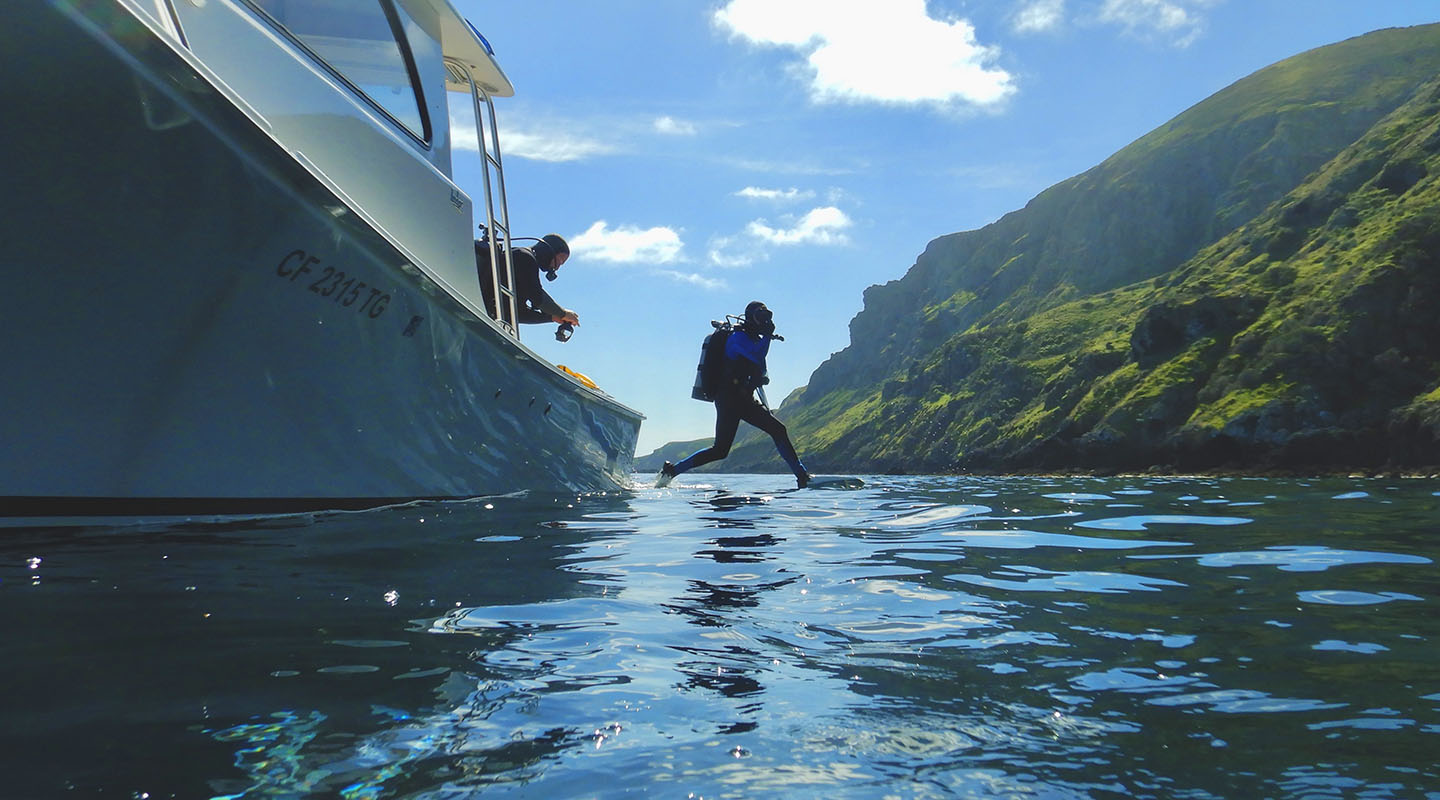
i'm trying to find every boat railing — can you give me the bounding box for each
[447,57,520,338]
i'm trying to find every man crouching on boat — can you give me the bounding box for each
[514,234,580,337]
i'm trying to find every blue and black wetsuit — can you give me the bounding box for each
[671,328,808,479]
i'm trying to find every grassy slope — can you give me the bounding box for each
[808,74,1440,472]
[710,24,1440,474]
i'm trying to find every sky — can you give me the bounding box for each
[445,0,1438,456]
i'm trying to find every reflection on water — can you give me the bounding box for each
[2,476,1438,798]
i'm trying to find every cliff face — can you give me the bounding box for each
[710,24,1440,474]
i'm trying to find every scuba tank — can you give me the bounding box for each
[691,319,735,402]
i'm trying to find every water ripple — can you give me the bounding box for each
[1312,640,1390,654]
[1068,625,1196,649]
[939,529,1190,551]
[1147,689,1347,714]
[950,566,1186,594]
[875,504,992,528]
[1075,514,1252,531]
[1133,545,1432,572]
[10,474,1439,799]
[1297,590,1425,606]
[1043,492,1115,502]
[1070,667,1201,694]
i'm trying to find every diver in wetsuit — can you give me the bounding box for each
[475,233,579,337]
[658,301,811,488]
[514,234,579,327]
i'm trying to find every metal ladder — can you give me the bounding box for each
[447,58,519,337]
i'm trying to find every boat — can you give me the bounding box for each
[1,0,643,517]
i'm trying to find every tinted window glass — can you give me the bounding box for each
[250,0,428,141]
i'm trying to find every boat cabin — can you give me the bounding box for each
[145,0,524,334]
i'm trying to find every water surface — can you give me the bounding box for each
[3,475,1437,798]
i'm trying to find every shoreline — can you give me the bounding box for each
[635,467,1440,480]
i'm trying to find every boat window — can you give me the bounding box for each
[247,0,430,143]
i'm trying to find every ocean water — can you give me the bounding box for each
[3,474,1438,799]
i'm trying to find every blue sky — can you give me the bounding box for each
[446,0,1437,456]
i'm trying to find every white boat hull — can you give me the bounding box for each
[2,2,640,515]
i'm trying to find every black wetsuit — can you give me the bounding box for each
[672,329,806,476]
[474,243,566,324]
[512,246,566,324]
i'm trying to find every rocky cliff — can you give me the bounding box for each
[697,24,1440,475]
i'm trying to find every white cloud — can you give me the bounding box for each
[1013,0,1065,33]
[501,130,614,162]
[1098,0,1214,45]
[707,203,855,266]
[746,206,852,246]
[571,221,685,264]
[654,116,698,135]
[724,155,857,176]
[658,269,728,290]
[1008,0,1217,45]
[735,186,816,203]
[713,0,1014,109]
[708,251,758,269]
[706,234,765,268]
[449,105,613,162]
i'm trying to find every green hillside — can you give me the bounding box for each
[633,437,711,472]
[702,24,1440,475]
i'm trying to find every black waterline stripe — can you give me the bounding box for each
[2,495,468,517]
